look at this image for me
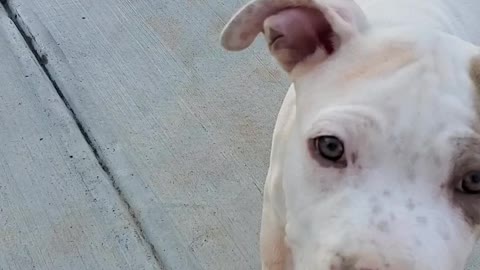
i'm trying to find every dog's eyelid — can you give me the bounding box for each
[304,120,348,141]
[451,135,480,164]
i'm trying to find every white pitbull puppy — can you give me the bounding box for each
[221,0,480,269]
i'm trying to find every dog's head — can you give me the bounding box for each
[221,0,480,269]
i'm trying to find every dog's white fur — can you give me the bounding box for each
[222,0,480,269]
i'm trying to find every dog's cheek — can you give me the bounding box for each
[452,194,480,227]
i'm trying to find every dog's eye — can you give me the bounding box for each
[459,171,480,194]
[313,136,344,162]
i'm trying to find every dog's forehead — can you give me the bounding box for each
[296,32,480,143]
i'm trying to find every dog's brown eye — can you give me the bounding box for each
[460,171,480,194]
[313,136,344,162]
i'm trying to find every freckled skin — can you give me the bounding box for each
[406,199,416,211]
[416,216,428,225]
[377,220,390,232]
[372,205,382,214]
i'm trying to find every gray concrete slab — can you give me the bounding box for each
[0,5,162,270]
[6,0,290,269]
[7,0,480,269]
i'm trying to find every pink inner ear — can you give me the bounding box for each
[263,7,335,68]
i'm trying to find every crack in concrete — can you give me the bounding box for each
[0,1,166,269]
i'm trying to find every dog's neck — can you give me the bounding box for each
[358,0,480,44]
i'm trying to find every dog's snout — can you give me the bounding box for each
[332,260,383,270]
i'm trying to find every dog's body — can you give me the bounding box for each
[221,0,480,269]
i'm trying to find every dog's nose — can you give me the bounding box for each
[331,253,405,270]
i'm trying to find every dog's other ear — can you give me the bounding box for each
[221,0,367,73]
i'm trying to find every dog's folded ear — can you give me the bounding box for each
[221,0,367,73]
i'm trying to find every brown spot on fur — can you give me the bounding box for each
[340,42,417,84]
[470,56,480,136]
[470,56,480,92]
[449,136,480,226]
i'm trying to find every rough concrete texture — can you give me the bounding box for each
[5,0,289,269]
[0,4,162,270]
